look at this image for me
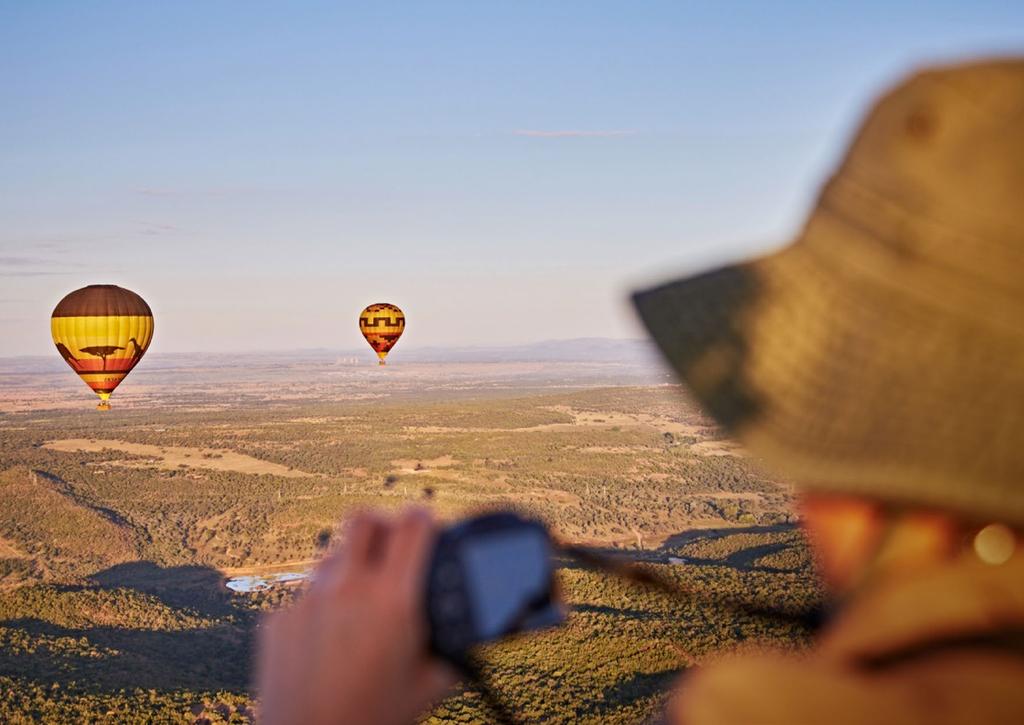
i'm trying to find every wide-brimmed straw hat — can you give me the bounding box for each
[633,58,1024,526]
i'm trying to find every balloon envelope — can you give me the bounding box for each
[51,285,154,410]
[358,303,405,365]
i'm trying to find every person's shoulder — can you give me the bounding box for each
[669,644,1024,725]
[669,650,866,725]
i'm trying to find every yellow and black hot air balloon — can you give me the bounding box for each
[51,285,154,410]
[359,303,405,365]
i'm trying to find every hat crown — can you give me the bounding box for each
[837,59,1024,245]
[802,60,1024,332]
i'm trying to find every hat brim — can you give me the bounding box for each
[633,261,766,434]
[632,226,1024,525]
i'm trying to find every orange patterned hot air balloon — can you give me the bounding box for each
[51,285,154,410]
[359,303,405,365]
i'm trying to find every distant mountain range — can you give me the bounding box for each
[399,338,661,364]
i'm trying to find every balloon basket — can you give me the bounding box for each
[97,401,111,412]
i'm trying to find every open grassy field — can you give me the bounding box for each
[0,356,819,723]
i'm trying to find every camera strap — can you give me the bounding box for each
[452,652,520,725]
[560,543,829,630]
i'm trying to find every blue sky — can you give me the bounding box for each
[2,1,1022,355]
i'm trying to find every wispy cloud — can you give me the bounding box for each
[135,187,183,197]
[134,221,181,236]
[0,254,85,277]
[134,185,263,197]
[0,271,77,277]
[0,256,48,267]
[513,129,637,138]
[25,241,73,253]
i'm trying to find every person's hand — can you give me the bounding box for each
[256,508,457,725]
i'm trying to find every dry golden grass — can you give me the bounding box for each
[43,439,316,478]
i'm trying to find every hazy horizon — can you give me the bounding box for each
[0,335,657,363]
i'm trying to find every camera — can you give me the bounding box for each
[425,512,565,662]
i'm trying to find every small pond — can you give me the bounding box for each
[226,570,310,593]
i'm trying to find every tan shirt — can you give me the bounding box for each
[673,555,1024,724]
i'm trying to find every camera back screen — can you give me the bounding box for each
[460,529,551,639]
